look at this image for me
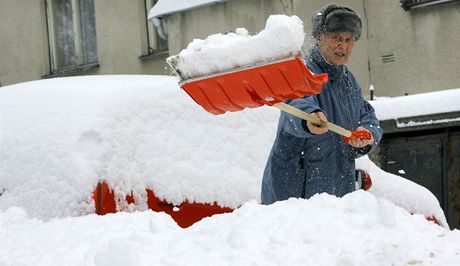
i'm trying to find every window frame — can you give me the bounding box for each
[140,0,169,60]
[44,0,99,77]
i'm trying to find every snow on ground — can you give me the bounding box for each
[1,191,459,266]
[1,74,458,265]
[167,15,305,80]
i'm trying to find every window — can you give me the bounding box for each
[45,0,98,75]
[401,0,460,11]
[142,0,169,58]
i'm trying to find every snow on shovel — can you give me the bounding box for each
[167,15,370,142]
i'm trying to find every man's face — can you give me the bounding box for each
[317,32,356,65]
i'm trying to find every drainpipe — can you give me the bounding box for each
[369,84,374,100]
[44,0,53,76]
[143,0,152,53]
[362,0,373,99]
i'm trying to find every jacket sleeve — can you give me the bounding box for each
[358,99,383,152]
[278,95,325,138]
[341,72,382,159]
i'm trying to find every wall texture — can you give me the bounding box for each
[0,0,169,87]
[93,0,168,76]
[1,0,459,97]
[365,1,460,97]
[0,0,49,86]
[167,0,285,55]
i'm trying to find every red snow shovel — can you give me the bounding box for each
[172,56,370,142]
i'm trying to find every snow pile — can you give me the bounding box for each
[1,192,459,265]
[371,88,460,121]
[167,15,305,80]
[0,75,279,219]
[356,156,448,228]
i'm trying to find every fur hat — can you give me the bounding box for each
[312,4,362,40]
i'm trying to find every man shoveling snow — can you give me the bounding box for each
[260,4,382,203]
[161,3,455,229]
[166,5,382,205]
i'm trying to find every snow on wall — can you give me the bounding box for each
[148,0,228,19]
[167,15,305,80]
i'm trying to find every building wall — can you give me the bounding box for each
[365,1,460,97]
[0,0,49,87]
[1,0,459,97]
[166,0,286,56]
[0,0,169,87]
[93,0,167,76]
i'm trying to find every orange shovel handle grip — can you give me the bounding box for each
[343,130,372,144]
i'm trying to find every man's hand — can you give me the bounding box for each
[307,112,328,135]
[347,127,374,148]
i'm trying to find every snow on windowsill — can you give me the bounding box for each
[148,0,228,19]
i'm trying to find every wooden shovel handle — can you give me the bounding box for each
[273,102,352,137]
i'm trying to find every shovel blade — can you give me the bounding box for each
[179,57,328,115]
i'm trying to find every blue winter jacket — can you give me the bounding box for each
[261,46,383,204]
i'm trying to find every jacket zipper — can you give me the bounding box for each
[336,72,354,130]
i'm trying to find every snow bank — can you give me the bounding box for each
[0,75,279,219]
[356,156,449,228]
[1,192,459,265]
[167,15,305,80]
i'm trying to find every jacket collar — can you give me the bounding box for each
[308,45,346,82]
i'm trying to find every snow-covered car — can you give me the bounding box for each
[0,75,278,222]
[0,75,448,229]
